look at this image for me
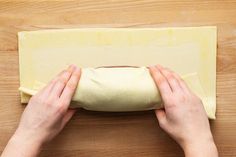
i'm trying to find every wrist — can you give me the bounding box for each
[183,138,218,157]
[8,129,43,156]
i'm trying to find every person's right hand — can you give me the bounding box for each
[149,65,218,157]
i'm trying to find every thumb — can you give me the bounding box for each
[155,109,168,129]
[62,109,77,127]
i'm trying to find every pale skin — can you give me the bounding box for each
[149,65,218,157]
[1,65,218,157]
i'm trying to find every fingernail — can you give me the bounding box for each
[166,67,172,72]
[63,70,70,78]
[76,67,80,71]
[149,65,156,69]
[71,64,76,68]
[75,67,81,79]
[68,64,76,71]
[73,66,79,73]
[156,64,162,69]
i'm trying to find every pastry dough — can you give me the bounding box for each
[18,27,217,119]
[19,67,214,118]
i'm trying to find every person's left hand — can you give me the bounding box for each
[2,65,81,157]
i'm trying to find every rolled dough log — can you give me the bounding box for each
[19,67,215,119]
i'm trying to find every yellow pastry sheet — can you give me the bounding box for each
[18,27,217,119]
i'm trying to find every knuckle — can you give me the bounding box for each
[165,100,176,108]
[43,98,54,106]
[166,103,177,109]
[56,103,67,114]
[36,96,45,104]
[174,93,186,103]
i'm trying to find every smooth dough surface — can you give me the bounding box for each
[18,27,217,119]
[19,67,214,119]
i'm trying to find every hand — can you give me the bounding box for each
[149,65,218,157]
[1,65,81,157]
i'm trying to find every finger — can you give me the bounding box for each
[157,65,182,93]
[155,109,168,129]
[172,72,191,94]
[50,65,76,98]
[59,67,81,109]
[34,71,65,99]
[61,109,77,128]
[149,66,172,103]
[158,65,191,94]
[39,70,66,94]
